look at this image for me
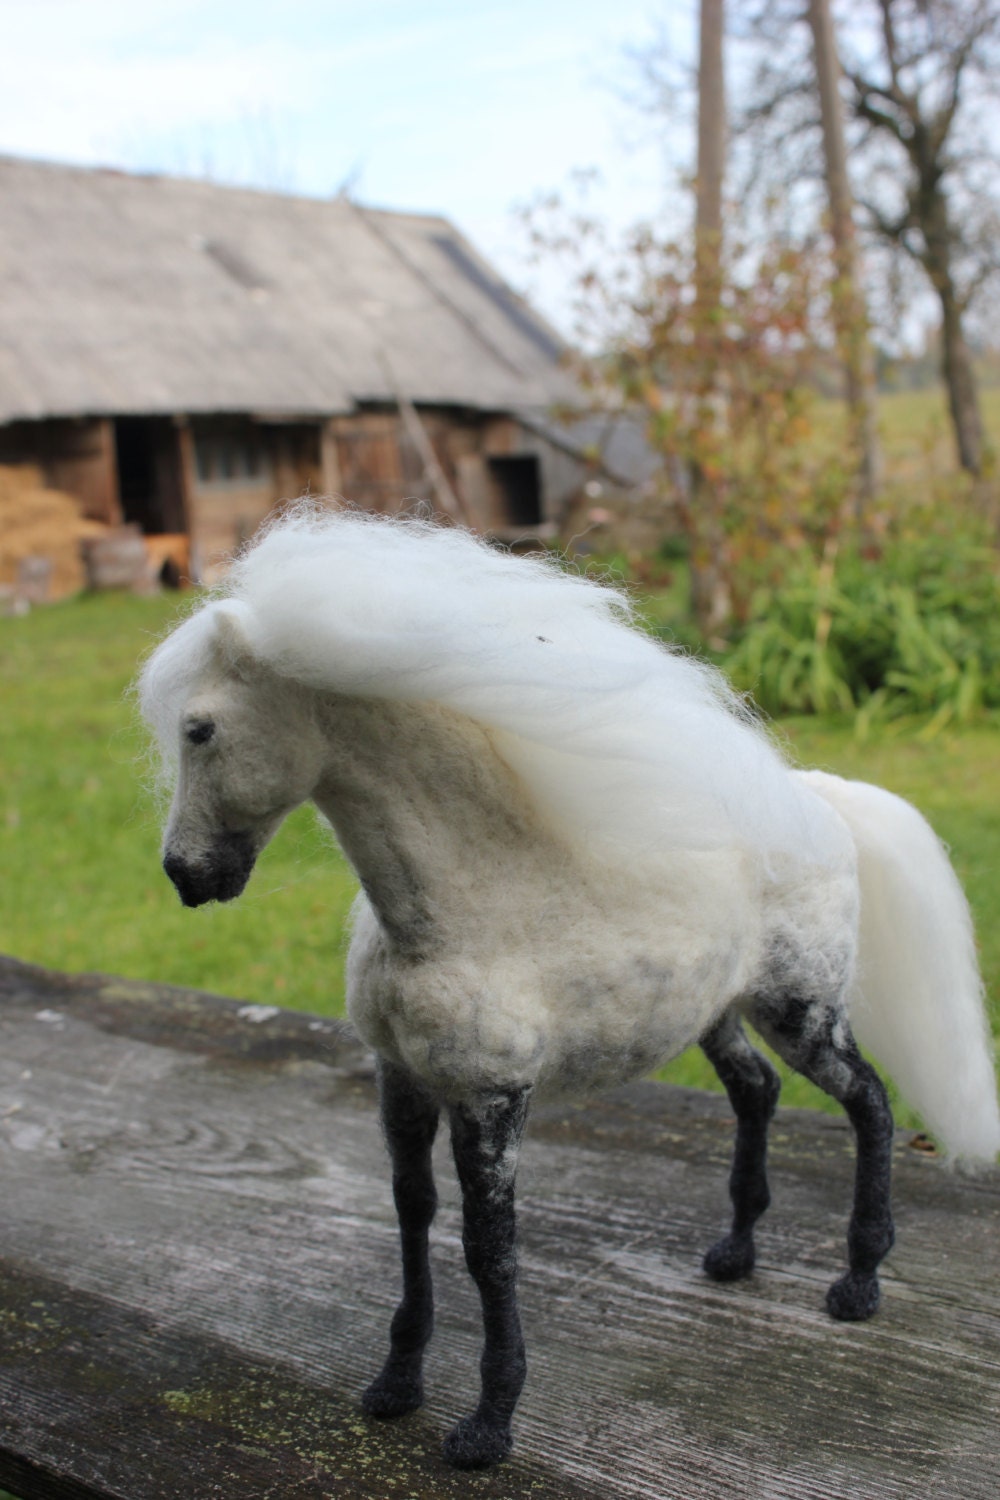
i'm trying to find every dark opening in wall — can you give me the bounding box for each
[487,454,542,528]
[114,418,186,533]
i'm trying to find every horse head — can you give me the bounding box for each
[160,606,326,907]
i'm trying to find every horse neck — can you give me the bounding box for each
[310,693,547,954]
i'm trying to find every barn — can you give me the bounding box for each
[0,155,647,587]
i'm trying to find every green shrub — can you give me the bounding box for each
[709,531,1000,729]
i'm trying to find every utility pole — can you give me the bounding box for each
[808,0,881,508]
[687,0,731,635]
[695,0,725,284]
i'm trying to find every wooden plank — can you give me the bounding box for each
[44,419,122,527]
[319,419,343,499]
[0,1261,600,1500]
[0,956,997,1499]
[375,353,469,523]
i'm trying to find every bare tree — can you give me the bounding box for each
[616,2,883,506]
[738,0,1000,477]
[807,0,882,503]
[839,0,1000,475]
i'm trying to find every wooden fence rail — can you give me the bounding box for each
[0,956,997,1499]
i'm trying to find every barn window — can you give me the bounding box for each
[194,431,265,486]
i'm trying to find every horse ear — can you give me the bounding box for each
[212,606,257,676]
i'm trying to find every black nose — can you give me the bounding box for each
[162,833,257,907]
[163,851,206,907]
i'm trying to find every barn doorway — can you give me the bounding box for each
[487,454,543,528]
[114,418,186,535]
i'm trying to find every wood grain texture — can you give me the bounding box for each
[0,955,997,1499]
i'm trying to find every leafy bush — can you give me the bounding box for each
[709,530,1000,729]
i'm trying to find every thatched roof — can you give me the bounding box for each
[0,156,575,424]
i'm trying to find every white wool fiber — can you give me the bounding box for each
[801,771,1000,1163]
[139,603,224,771]
[141,504,839,867]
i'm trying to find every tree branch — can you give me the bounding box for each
[928,9,998,157]
[855,192,914,247]
[846,80,910,148]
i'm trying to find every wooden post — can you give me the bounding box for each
[320,419,344,499]
[174,418,201,583]
[95,418,123,525]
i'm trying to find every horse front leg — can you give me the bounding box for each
[362,1059,440,1419]
[444,1085,532,1469]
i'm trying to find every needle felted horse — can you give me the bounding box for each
[139,504,1000,1470]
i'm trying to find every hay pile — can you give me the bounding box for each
[0,464,107,600]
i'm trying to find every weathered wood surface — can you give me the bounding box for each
[0,955,997,1500]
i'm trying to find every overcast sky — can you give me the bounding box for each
[0,1,696,330]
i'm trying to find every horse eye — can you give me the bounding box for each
[185,720,215,746]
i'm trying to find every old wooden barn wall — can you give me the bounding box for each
[2,404,596,587]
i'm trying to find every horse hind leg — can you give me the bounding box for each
[700,1012,782,1282]
[751,991,895,1321]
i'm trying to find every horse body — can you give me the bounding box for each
[332,705,865,1109]
[347,855,763,1104]
[141,506,999,1471]
[166,651,857,1105]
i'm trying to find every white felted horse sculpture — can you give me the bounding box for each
[139,504,1000,1470]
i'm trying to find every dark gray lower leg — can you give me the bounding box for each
[362,1059,440,1419]
[754,997,895,1321]
[444,1086,531,1470]
[701,1012,782,1282]
[828,1057,896,1319]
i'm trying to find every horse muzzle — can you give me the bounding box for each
[163,832,258,907]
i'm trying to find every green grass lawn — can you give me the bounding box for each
[2,588,998,1127]
[1,591,359,1011]
[806,385,1000,497]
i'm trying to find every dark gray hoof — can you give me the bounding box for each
[443,1413,513,1469]
[826,1270,881,1321]
[361,1366,424,1419]
[703,1232,755,1282]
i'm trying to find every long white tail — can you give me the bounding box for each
[797,770,1000,1164]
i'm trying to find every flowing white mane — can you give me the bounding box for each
[140,504,837,869]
